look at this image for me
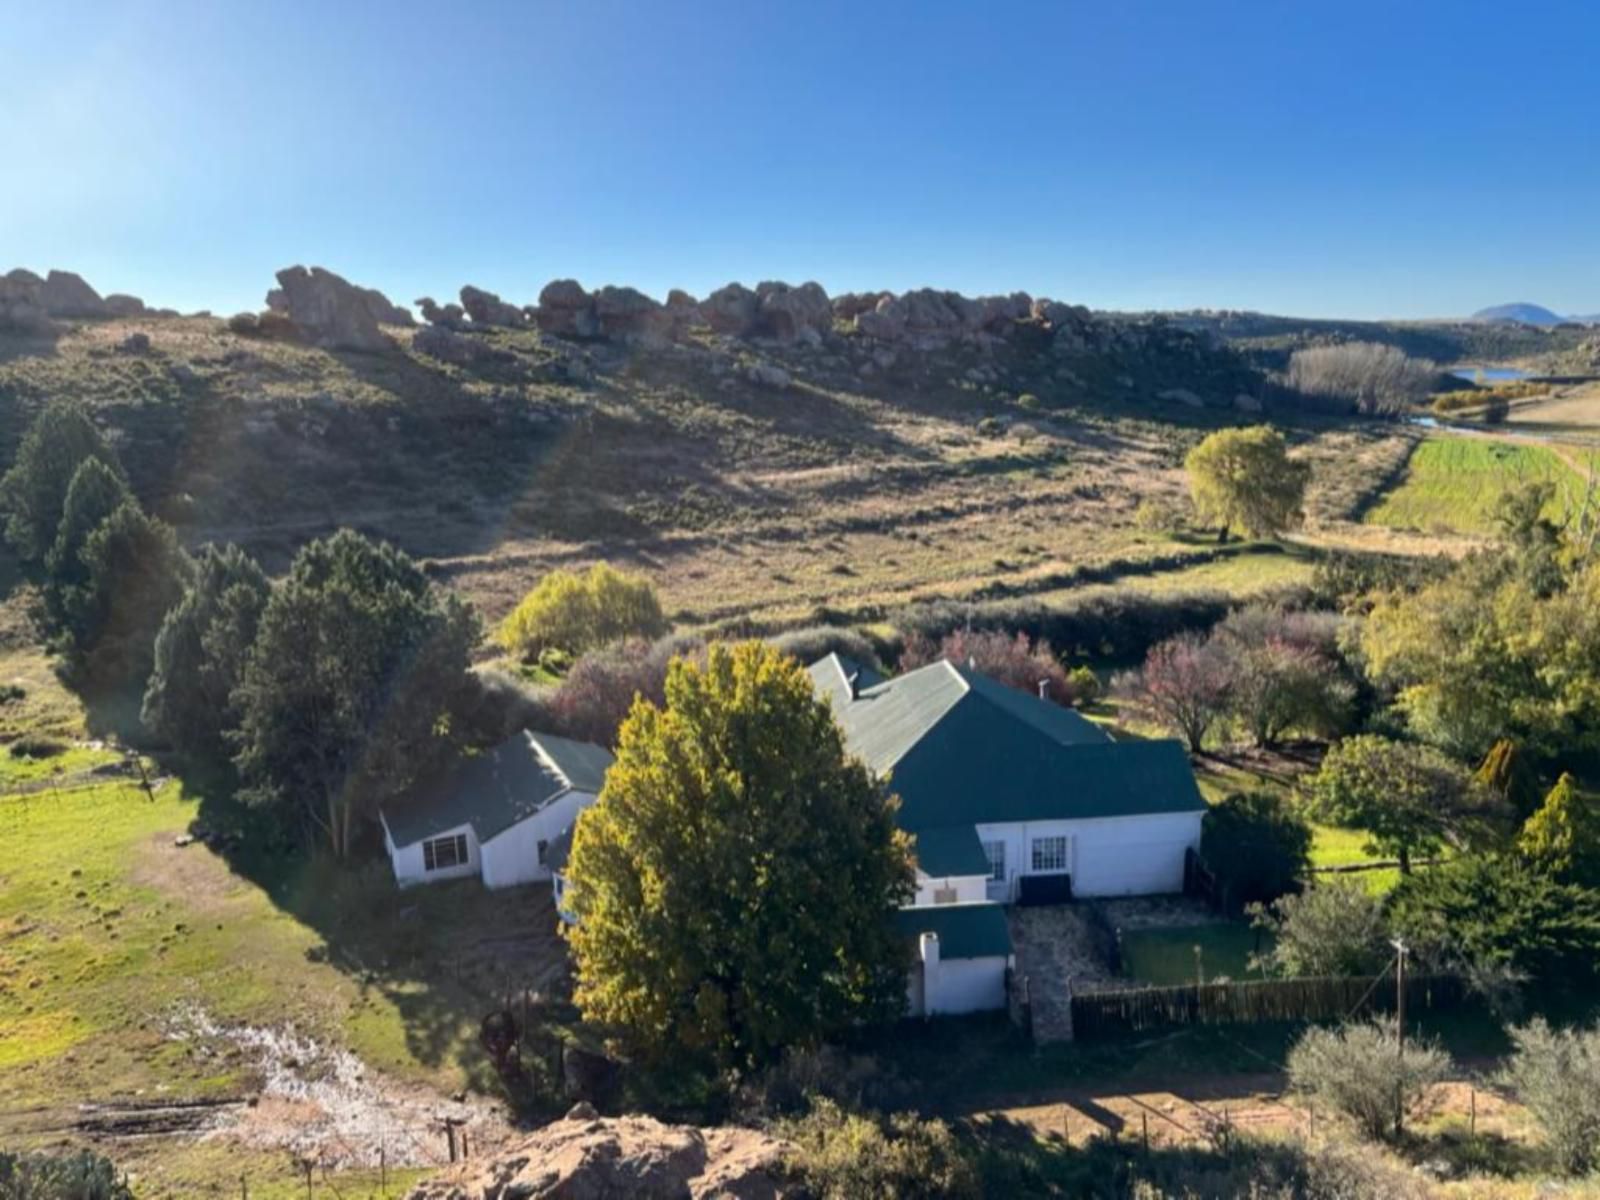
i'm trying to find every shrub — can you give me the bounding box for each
[9,735,66,759]
[1133,496,1184,533]
[1065,664,1102,707]
[738,1045,906,1118]
[0,1148,133,1200]
[975,415,1004,436]
[0,683,24,705]
[1201,791,1311,913]
[1248,880,1388,977]
[1016,392,1041,411]
[779,1099,981,1200]
[1287,1019,1452,1142]
[768,625,886,673]
[1112,632,1232,751]
[1483,395,1511,424]
[901,628,1074,706]
[497,563,668,661]
[543,635,705,748]
[1498,1018,1600,1175]
[1518,772,1600,885]
[1286,342,1438,416]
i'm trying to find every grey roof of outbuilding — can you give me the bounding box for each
[383,730,613,848]
[895,901,1013,960]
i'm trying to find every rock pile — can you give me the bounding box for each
[405,1106,792,1199]
[460,285,525,329]
[0,268,156,330]
[269,266,394,352]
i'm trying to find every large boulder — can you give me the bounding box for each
[271,266,391,352]
[358,286,413,326]
[593,285,664,340]
[0,269,52,332]
[832,291,890,322]
[460,285,526,329]
[856,288,974,344]
[405,1110,791,1200]
[416,297,470,331]
[39,270,109,318]
[699,283,760,336]
[755,281,831,343]
[535,279,599,338]
[103,293,149,318]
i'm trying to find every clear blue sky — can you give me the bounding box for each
[3,0,1596,320]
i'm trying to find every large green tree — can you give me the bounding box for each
[61,503,192,693]
[1519,773,1600,886]
[142,543,271,767]
[232,530,480,857]
[1201,791,1312,913]
[564,641,915,1069]
[0,400,125,562]
[1305,734,1492,873]
[43,458,133,628]
[1184,425,1310,542]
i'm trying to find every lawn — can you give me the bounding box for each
[1364,435,1595,535]
[1119,923,1267,986]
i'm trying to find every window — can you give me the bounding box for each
[422,833,468,872]
[1031,835,1069,873]
[982,840,1006,882]
[537,839,549,865]
[933,885,959,904]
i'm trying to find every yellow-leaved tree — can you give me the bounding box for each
[563,641,914,1068]
[497,563,667,660]
[1185,424,1309,543]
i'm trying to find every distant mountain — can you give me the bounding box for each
[1472,302,1567,326]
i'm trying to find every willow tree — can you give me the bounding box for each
[564,641,914,1068]
[1185,424,1310,542]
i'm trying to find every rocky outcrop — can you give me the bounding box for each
[39,270,109,318]
[755,281,831,344]
[406,1108,791,1200]
[104,293,149,318]
[0,269,52,332]
[535,279,600,338]
[412,325,514,367]
[460,285,525,329]
[700,283,761,337]
[832,291,890,322]
[359,286,413,326]
[593,286,664,339]
[417,297,470,331]
[271,266,392,352]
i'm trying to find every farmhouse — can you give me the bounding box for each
[381,730,612,891]
[809,654,1206,1016]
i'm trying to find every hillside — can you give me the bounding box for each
[1,266,1298,632]
[1471,301,1567,326]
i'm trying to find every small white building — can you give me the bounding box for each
[381,730,613,891]
[809,654,1206,1018]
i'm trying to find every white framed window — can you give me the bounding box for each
[422,832,469,872]
[982,840,1007,882]
[1031,835,1069,873]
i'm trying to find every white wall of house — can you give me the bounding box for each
[927,956,1009,1014]
[975,811,1201,901]
[387,820,480,888]
[479,790,598,890]
[911,871,989,906]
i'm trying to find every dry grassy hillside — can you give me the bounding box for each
[0,312,1406,632]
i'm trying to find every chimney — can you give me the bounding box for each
[847,671,860,700]
[1038,679,1049,700]
[919,931,941,1016]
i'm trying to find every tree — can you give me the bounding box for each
[497,563,668,661]
[1287,1020,1451,1142]
[142,544,271,767]
[1184,425,1310,542]
[564,641,915,1068]
[1211,607,1353,747]
[1498,1019,1600,1176]
[543,635,704,749]
[0,400,126,563]
[1112,632,1231,751]
[1285,342,1438,416]
[1201,791,1311,913]
[1519,773,1600,885]
[232,530,480,857]
[900,628,1080,706]
[0,1148,134,1200]
[42,457,133,627]
[61,503,192,693]
[1305,734,1488,873]
[1248,880,1389,978]
[1389,855,1600,986]
[1475,739,1542,823]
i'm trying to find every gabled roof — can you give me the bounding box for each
[383,730,613,848]
[895,901,1012,960]
[911,825,991,877]
[809,653,1204,833]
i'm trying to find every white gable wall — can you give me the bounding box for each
[976,810,1201,901]
[911,872,989,906]
[479,789,599,890]
[387,819,480,888]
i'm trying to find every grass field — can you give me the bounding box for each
[1365,435,1597,535]
[1120,924,1265,986]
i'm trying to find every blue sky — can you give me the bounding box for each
[3,1,1596,319]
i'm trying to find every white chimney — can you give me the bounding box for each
[918,931,941,1015]
[1038,679,1048,700]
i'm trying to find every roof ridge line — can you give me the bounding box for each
[525,730,573,791]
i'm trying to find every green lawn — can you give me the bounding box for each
[1120,924,1267,986]
[1365,435,1595,535]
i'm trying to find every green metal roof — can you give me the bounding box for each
[383,730,613,847]
[809,654,1204,831]
[910,825,990,877]
[895,902,1013,960]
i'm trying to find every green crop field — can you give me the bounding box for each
[1365,435,1596,535]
